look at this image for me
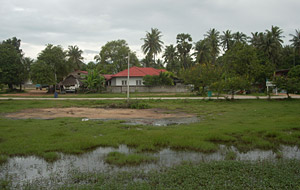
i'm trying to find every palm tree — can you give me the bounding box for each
[141,28,164,67]
[220,30,234,52]
[263,26,284,65]
[176,33,193,69]
[163,45,179,72]
[67,45,84,71]
[232,32,248,44]
[290,29,300,56]
[250,32,264,48]
[194,39,211,64]
[205,28,220,64]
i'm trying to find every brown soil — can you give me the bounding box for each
[5,107,195,119]
[1,89,50,97]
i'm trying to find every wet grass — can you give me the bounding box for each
[105,152,157,166]
[0,155,8,165]
[14,160,300,189]
[0,99,300,162]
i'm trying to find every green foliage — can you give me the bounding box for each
[83,69,105,92]
[105,152,157,166]
[67,45,84,71]
[225,151,237,160]
[222,76,251,99]
[127,101,150,109]
[31,44,69,85]
[141,28,164,67]
[176,33,193,69]
[163,45,180,73]
[30,61,55,85]
[0,43,23,89]
[95,40,140,74]
[288,65,300,78]
[143,72,174,86]
[181,64,223,95]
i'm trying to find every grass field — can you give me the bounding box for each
[1,99,300,188]
[0,99,300,158]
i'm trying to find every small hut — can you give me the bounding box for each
[60,75,84,93]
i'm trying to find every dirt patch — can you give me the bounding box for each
[5,107,195,120]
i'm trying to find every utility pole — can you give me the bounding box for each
[127,52,130,102]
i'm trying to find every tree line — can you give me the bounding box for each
[0,26,300,94]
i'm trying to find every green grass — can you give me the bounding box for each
[0,99,300,162]
[17,160,300,189]
[0,155,8,165]
[105,152,157,166]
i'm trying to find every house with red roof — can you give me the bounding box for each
[104,66,166,86]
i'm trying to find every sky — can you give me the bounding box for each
[1,0,300,63]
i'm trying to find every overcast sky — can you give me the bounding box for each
[1,0,299,63]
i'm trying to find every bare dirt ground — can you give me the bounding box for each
[5,107,195,120]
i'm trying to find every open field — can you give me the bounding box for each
[0,99,300,188]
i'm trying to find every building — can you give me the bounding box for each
[59,70,88,92]
[104,67,166,86]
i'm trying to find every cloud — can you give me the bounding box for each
[1,0,300,62]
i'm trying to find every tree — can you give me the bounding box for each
[83,69,105,92]
[220,42,275,91]
[194,39,211,64]
[181,64,223,95]
[232,32,248,44]
[1,37,32,91]
[176,33,193,69]
[222,75,251,99]
[290,29,300,56]
[141,28,164,67]
[30,61,55,85]
[67,45,84,71]
[163,45,180,73]
[143,71,174,86]
[220,30,234,52]
[0,43,23,90]
[31,44,69,92]
[95,40,140,74]
[205,28,220,64]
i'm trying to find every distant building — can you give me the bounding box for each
[104,67,166,86]
[59,70,88,92]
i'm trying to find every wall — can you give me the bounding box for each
[114,77,143,86]
[106,85,191,93]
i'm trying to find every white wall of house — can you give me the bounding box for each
[111,77,144,86]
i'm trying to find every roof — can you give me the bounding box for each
[61,75,83,86]
[110,67,166,79]
[103,74,113,80]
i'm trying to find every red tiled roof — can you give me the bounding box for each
[111,67,166,78]
[103,74,113,80]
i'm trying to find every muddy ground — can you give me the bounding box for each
[5,107,195,120]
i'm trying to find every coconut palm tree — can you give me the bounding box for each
[290,29,300,56]
[163,44,179,72]
[194,39,211,64]
[67,45,84,71]
[233,32,248,44]
[205,28,220,64]
[220,30,234,52]
[141,28,164,67]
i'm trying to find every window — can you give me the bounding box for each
[122,80,127,86]
[136,80,142,85]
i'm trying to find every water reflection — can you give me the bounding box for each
[1,145,299,187]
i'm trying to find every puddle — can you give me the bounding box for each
[1,145,299,187]
[87,116,199,126]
